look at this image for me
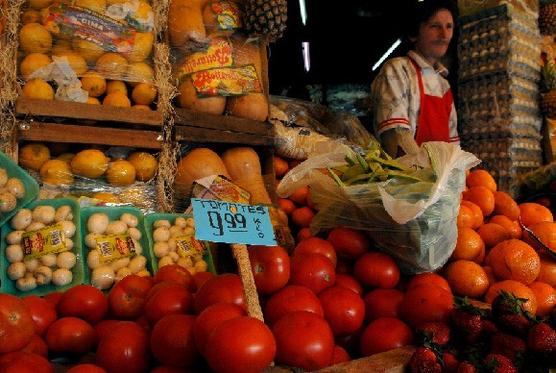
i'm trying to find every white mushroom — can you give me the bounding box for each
[128,255,146,273]
[158,256,174,267]
[183,227,195,236]
[57,251,76,269]
[64,238,74,251]
[35,265,53,285]
[175,217,187,228]
[85,233,99,249]
[168,251,179,262]
[24,258,39,272]
[55,205,73,222]
[52,268,73,286]
[194,260,208,273]
[6,244,24,263]
[110,257,130,272]
[11,209,32,230]
[6,230,24,245]
[0,192,16,212]
[135,269,150,277]
[32,205,56,224]
[91,265,115,290]
[59,220,76,238]
[169,226,183,238]
[167,238,177,252]
[177,256,193,269]
[5,178,25,198]
[153,241,169,258]
[7,262,26,280]
[106,221,127,235]
[26,222,45,232]
[115,266,133,282]
[88,213,109,234]
[40,253,57,267]
[0,168,7,187]
[16,276,37,291]
[120,213,138,228]
[127,227,142,240]
[153,219,171,228]
[186,217,195,227]
[132,239,142,255]
[153,227,170,242]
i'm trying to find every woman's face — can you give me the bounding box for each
[412,9,454,65]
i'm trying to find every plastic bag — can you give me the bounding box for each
[277,142,480,273]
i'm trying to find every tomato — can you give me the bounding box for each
[19,334,48,357]
[205,316,276,373]
[327,227,369,259]
[335,274,363,295]
[264,285,324,325]
[46,317,97,355]
[318,286,365,336]
[364,289,405,321]
[193,303,246,356]
[400,284,454,327]
[296,227,313,241]
[406,272,451,293]
[290,253,336,294]
[193,274,246,314]
[94,319,121,340]
[272,311,334,371]
[353,252,400,289]
[151,314,199,368]
[96,321,150,373]
[66,364,107,373]
[192,271,214,292]
[278,198,296,215]
[359,317,413,356]
[0,351,53,373]
[332,345,350,364]
[22,295,57,336]
[294,237,337,267]
[0,294,34,354]
[289,185,309,205]
[109,275,153,320]
[43,291,63,308]
[144,283,192,325]
[153,265,193,291]
[249,245,290,295]
[57,285,108,324]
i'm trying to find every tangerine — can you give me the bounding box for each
[462,186,495,217]
[477,223,511,249]
[131,83,157,105]
[22,78,54,100]
[485,239,540,285]
[444,260,490,298]
[485,280,537,315]
[273,156,289,178]
[489,215,521,239]
[103,92,131,107]
[20,53,51,80]
[80,71,106,97]
[528,281,556,316]
[538,253,556,287]
[289,185,309,206]
[461,200,484,228]
[451,227,485,263]
[457,204,475,229]
[522,221,556,253]
[493,191,520,220]
[519,202,554,227]
[291,206,314,228]
[277,198,296,215]
[466,169,497,192]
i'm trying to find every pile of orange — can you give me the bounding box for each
[446,169,556,316]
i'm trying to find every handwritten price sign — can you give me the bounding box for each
[191,198,277,246]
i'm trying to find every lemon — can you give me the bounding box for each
[22,78,54,100]
[29,0,53,10]
[103,92,131,107]
[20,53,51,80]
[126,32,153,62]
[71,149,110,178]
[52,40,73,55]
[19,143,50,171]
[106,80,128,96]
[19,23,52,53]
[96,53,128,79]
[126,62,154,85]
[131,83,156,105]
[127,151,157,181]
[40,159,74,185]
[106,159,136,186]
[81,71,106,97]
[92,191,121,203]
[72,39,104,64]
[21,9,41,24]
[75,0,106,13]
[53,51,88,76]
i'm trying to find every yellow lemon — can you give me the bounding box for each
[126,32,153,62]
[19,23,52,53]
[106,159,136,186]
[71,149,110,178]
[132,104,151,110]
[103,91,131,107]
[106,80,128,96]
[20,53,51,80]
[53,51,88,76]
[75,0,106,13]
[131,83,156,105]
[126,62,154,85]
[72,39,104,64]
[81,71,106,97]
[22,78,54,100]
[96,53,128,79]
[86,97,101,105]
[21,9,41,24]
[130,1,153,23]
[40,159,74,185]
[19,143,50,171]
[57,153,75,162]
[127,151,157,181]
[29,0,53,10]
[92,191,121,203]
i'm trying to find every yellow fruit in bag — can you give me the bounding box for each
[96,53,128,79]
[40,159,74,185]
[106,159,136,186]
[52,40,72,55]
[87,97,101,105]
[22,78,54,100]
[126,62,154,85]
[53,51,88,75]
[19,143,50,171]
[75,0,106,13]
[106,80,128,95]
[177,78,225,114]
[19,23,52,53]
[71,149,110,178]
[29,0,53,10]
[81,71,107,97]
[72,39,104,64]
[22,9,41,24]
[127,151,158,181]
[20,53,51,80]
[126,32,154,63]
[130,1,152,24]
[131,83,156,105]
[103,91,131,107]
[92,191,121,203]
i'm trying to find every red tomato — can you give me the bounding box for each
[193,303,246,356]
[264,285,324,325]
[400,284,454,327]
[249,245,290,295]
[272,311,334,371]
[153,265,193,290]
[335,274,363,295]
[66,364,107,373]
[359,317,413,356]
[296,227,313,242]
[22,295,57,336]
[193,274,245,314]
[205,316,276,373]
[57,285,108,324]
[151,314,199,368]
[289,186,309,205]
[290,253,336,294]
[406,272,451,293]
[332,345,350,364]
[278,198,296,215]
[45,317,97,355]
[19,334,48,357]
[96,321,150,373]
[0,351,53,373]
[0,294,35,354]
[94,319,121,340]
[318,286,365,336]
[109,275,153,320]
[43,292,63,308]
[294,237,337,267]
[364,289,405,321]
[192,271,214,292]
[327,227,369,259]
[353,252,400,289]
[144,283,192,325]
[291,206,315,227]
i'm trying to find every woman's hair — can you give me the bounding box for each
[404,0,458,39]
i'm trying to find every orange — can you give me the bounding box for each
[528,281,556,316]
[445,260,490,298]
[22,78,54,100]
[19,143,50,171]
[20,52,51,80]
[485,280,537,315]
[273,156,289,178]
[289,186,309,206]
[106,159,136,186]
[462,186,495,217]
[477,223,511,249]
[406,272,451,293]
[461,200,484,228]
[493,191,520,220]
[466,169,497,192]
[489,215,521,239]
[538,253,556,287]
[131,83,157,105]
[451,227,485,263]
[290,206,315,228]
[522,221,556,253]
[103,92,131,107]
[519,202,554,228]
[457,204,475,229]
[19,23,52,54]
[485,239,540,285]
[277,198,296,215]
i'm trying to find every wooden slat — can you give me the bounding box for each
[16,97,163,126]
[315,346,415,373]
[175,125,274,145]
[18,122,162,149]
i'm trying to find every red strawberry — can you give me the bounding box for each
[451,309,483,343]
[491,291,532,337]
[489,332,526,362]
[527,322,556,362]
[409,347,442,373]
[456,361,477,373]
[417,322,451,346]
[483,353,518,373]
[441,351,459,372]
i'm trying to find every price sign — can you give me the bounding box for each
[191,198,276,246]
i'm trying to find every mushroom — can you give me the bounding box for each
[52,268,73,286]
[85,233,99,249]
[106,221,127,235]
[16,276,37,291]
[57,251,77,269]
[183,227,195,236]
[168,251,179,262]
[91,265,115,290]
[6,230,24,245]
[35,265,53,285]
[87,250,101,269]
[158,256,174,267]
[169,226,182,238]
[88,213,109,234]
[153,219,171,228]
[5,244,24,263]
[127,227,142,241]
[175,217,187,228]
[186,217,195,228]
[120,213,138,228]
[167,238,177,252]
[0,168,7,187]
[115,267,132,282]
[11,209,32,230]
[194,260,208,273]
[64,238,74,251]
[7,262,26,280]
[153,227,170,242]
[26,222,45,232]
[110,257,130,272]
[176,256,193,269]
[32,205,56,224]
[128,255,146,274]
[132,239,143,255]
[24,258,39,272]
[60,220,76,238]
[135,269,150,277]
[153,241,169,258]
[40,253,57,267]
[55,205,73,222]
[5,178,25,198]
[0,192,16,212]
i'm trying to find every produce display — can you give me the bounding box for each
[0,167,26,213]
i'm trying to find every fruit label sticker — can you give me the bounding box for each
[22,223,67,260]
[191,175,251,205]
[177,39,234,78]
[44,4,136,53]
[190,65,261,96]
[210,1,242,31]
[175,234,206,259]
[96,233,136,263]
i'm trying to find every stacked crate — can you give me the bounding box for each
[458,4,543,196]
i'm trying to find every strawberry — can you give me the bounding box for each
[527,322,556,363]
[491,291,533,337]
[451,299,488,343]
[417,322,451,346]
[489,332,526,363]
[441,351,459,372]
[409,347,442,373]
[483,353,518,373]
[456,362,477,373]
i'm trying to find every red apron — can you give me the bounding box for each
[408,57,453,145]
